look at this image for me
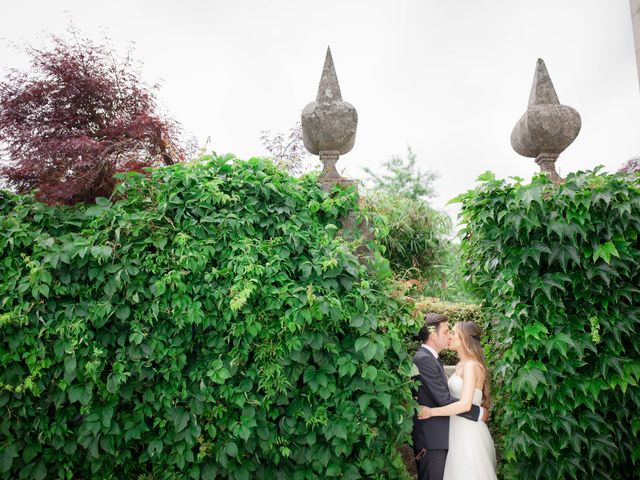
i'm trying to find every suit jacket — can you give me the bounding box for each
[412,346,481,450]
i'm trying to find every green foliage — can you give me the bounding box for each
[364,146,438,201]
[455,169,640,479]
[361,193,451,282]
[414,297,483,324]
[0,154,418,479]
[420,242,474,302]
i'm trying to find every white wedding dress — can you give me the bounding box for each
[443,374,497,480]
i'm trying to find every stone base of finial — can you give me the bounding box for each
[339,208,375,264]
[535,154,563,185]
[317,175,356,193]
[318,150,355,192]
[316,165,373,263]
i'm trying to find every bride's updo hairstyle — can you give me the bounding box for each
[456,321,492,409]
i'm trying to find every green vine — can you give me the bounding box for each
[454,169,640,479]
[0,154,417,479]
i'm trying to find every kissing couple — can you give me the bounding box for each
[411,313,497,480]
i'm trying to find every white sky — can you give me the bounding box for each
[1,0,639,220]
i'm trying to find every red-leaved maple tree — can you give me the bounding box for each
[0,27,186,204]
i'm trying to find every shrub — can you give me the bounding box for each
[455,169,640,479]
[414,297,483,324]
[0,154,417,479]
[360,193,451,282]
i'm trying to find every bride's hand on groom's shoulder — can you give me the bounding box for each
[417,405,432,420]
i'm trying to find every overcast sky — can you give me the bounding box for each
[1,0,639,219]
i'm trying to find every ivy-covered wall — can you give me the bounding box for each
[456,170,640,479]
[0,155,418,479]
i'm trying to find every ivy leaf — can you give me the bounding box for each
[357,394,373,412]
[354,337,369,352]
[172,409,190,433]
[64,355,77,382]
[101,404,115,428]
[513,362,547,393]
[376,393,391,410]
[361,365,378,381]
[524,322,548,341]
[68,385,85,403]
[225,441,238,458]
[518,184,543,208]
[32,462,47,480]
[447,193,466,205]
[593,242,620,264]
[0,444,18,473]
[361,342,378,362]
[476,171,496,182]
[326,464,342,477]
[115,305,130,321]
[148,439,163,457]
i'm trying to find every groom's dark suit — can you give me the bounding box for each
[412,346,481,480]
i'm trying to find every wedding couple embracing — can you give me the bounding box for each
[411,313,497,480]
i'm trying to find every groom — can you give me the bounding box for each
[411,313,486,480]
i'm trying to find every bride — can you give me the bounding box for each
[418,321,497,479]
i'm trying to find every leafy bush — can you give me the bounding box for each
[0,154,417,479]
[360,193,451,282]
[414,297,482,325]
[419,242,474,302]
[455,169,640,479]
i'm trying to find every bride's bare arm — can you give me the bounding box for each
[421,362,479,418]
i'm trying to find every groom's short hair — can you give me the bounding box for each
[419,313,449,343]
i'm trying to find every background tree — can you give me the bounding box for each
[364,145,439,200]
[0,25,186,205]
[260,121,317,176]
[619,156,640,174]
[361,146,461,295]
[361,192,451,282]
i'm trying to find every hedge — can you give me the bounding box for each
[455,169,640,479]
[360,193,451,282]
[0,154,418,479]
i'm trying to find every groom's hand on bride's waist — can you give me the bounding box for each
[417,405,431,419]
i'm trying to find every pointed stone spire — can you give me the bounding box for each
[301,47,358,191]
[528,58,560,106]
[511,58,581,184]
[316,47,342,102]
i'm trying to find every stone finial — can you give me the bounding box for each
[301,47,358,190]
[316,47,342,102]
[510,58,581,184]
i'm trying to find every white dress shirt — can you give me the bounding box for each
[422,344,438,359]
